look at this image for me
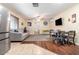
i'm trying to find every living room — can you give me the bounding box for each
[9,3,79,45]
[0,3,79,55]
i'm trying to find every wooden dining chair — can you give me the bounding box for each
[67,31,76,45]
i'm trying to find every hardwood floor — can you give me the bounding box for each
[22,41,79,55]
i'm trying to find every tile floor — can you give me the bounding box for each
[5,43,57,55]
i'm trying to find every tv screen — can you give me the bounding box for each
[55,18,62,26]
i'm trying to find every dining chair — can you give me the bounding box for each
[67,31,76,45]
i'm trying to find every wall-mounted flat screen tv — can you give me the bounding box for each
[55,18,62,26]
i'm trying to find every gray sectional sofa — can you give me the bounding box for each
[10,32,29,41]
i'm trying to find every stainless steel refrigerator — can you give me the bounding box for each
[0,6,10,55]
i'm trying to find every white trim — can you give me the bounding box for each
[75,43,79,45]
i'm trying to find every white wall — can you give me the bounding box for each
[52,4,79,44]
[26,19,50,34]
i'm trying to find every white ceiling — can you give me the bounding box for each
[1,3,77,19]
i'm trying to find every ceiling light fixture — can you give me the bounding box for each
[32,3,39,7]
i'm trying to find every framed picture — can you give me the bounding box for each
[27,22,32,26]
[72,13,76,23]
[43,21,48,26]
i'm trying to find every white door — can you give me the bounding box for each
[33,19,41,34]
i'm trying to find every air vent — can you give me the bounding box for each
[32,3,39,7]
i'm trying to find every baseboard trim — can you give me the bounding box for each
[75,43,79,45]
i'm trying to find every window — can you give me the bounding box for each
[10,15,19,31]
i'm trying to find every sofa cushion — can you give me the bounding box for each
[10,32,29,41]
